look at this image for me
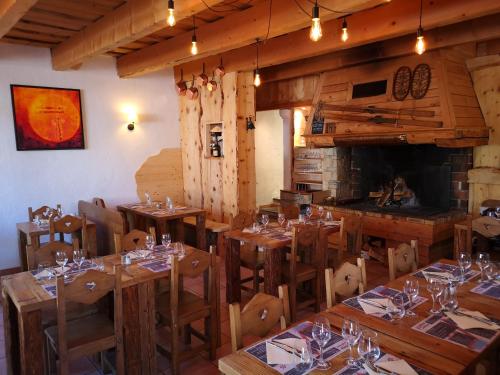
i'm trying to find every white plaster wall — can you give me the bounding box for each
[0,44,179,268]
[255,110,284,207]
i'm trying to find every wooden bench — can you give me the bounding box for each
[183,217,230,256]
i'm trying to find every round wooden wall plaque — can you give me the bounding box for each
[410,63,431,99]
[392,66,412,101]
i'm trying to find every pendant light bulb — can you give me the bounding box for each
[309,2,322,42]
[167,0,175,27]
[254,69,261,87]
[415,26,425,55]
[191,36,198,55]
[341,18,348,42]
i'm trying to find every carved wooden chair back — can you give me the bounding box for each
[343,213,363,254]
[28,204,60,222]
[280,204,299,220]
[388,240,419,281]
[49,214,88,252]
[229,285,290,352]
[290,224,321,268]
[114,229,149,253]
[230,211,255,230]
[325,258,367,308]
[92,197,106,208]
[26,239,79,270]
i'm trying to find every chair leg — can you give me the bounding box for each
[206,311,217,360]
[290,283,297,322]
[171,324,180,375]
[253,267,259,293]
[314,276,321,313]
[116,342,125,375]
[45,336,54,375]
[183,324,192,345]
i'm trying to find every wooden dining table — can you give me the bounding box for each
[117,203,206,250]
[1,245,209,375]
[16,219,97,271]
[224,222,340,303]
[219,259,500,375]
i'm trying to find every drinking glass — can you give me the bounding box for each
[166,196,175,213]
[73,249,84,270]
[277,213,286,227]
[57,206,63,218]
[403,279,419,317]
[357,329,381,366]
[477,252,490,282]
[388,293,406,321]
[341,317,360,366]
[312,316,332,370]
[325,211,333,222]
[161,233,171,248]
[318,206,325,223]
[295,340,313,371]
[458,252,472,284]
[305,206,313,221]
[37,262,54,280]
[261,214,270,231]
[145,234,155,251]
[485,262,498,281]
[286,220,292,232]
[34,215,41,226]
[252,222,262,233]
[427,278,444,314]
[439,281,459,311]
[92,256,105,271]
[175,242,186,258]
[55,250,68,278]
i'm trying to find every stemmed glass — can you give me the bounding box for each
[403,279,419,317]
[261,214,270,231]
[34,214,41,226]
[277,213,286,228]
[162,233,171,248]
[476,252,490,282]
[73,249,85,270]
[318,206,325,223]
[175,242,186,258]
[145,234,155,252]
[295,340,313,371]
[427,278,444,314]
[312,316,332,370]
[388,293,406,321]
[341,317,360,366]
[305,206,313,222]
[325,211,333,222]
[55,250,68,279]
[357,329,381,367]
[485,262,498,281]
[458,252,472,284]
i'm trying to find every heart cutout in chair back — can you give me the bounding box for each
[259,308,268,320]
[86,281,97,291]
[65,222,72,227]
[191,259,200,268]
[344,273,352,284]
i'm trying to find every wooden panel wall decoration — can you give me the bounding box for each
[392,66,412,101]
[410,63,432,99]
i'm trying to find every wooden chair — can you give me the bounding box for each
[26,239,79,270]
[282,224,325,322]
[325,258,367,308]
[388,240,419,281]
[230,211,264,294]
[156,246,218,375]
[280,204,299,220]
[92,197,106,208]
[49,214,88,253]
[44,265,124,375]
[328,214,363,265]
[229,285,290,352]
[454,215,472,259]
[28,204,61,222]
[113,228,157,254]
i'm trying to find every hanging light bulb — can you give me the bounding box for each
[415,0,426,55]
[341,17,348,42]
[167,0,175,27]
[254,69,261,87]
[309,1,322,42]
[190,16,198,55]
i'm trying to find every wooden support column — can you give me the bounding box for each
[0,0,38,38]
[279,109,293,190]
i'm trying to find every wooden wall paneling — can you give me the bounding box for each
[135,148,184,204]
[256,75,319,111]
[0,0,38,38]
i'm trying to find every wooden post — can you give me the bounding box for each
[225,237,241,303]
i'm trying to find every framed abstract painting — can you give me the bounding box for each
[10,84,85,150]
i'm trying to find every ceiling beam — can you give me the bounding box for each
[0,0,38,38]
[51,0,224,71]
[116,0,389,78]
[260,14,500,82]
[174,0,500,80]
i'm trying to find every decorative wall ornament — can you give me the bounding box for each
[392,66,412,101]
[410,63,431,99]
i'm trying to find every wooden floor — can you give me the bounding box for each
[0,258,390,374]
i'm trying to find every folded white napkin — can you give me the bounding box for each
[445,309,500,330]
[242,228,253,233]
[54,266,71,275]
[323,221,341,226]
[376,359,418,375]
[265,338,305,365]
[422,270,452,282]
[358,298,392,315]
[362,363,379,375]
[35,269,54,280]
[128,250,152,260]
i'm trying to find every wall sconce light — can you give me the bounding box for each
[127,121,135,131]
[122,105,138,131]
[246,116,255,131]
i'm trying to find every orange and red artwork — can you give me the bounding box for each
[10,85,84,150]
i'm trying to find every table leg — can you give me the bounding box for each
[18,309,43,375]
[225,238,241,303]
[196,213,207,250]
[3,289,19,375]
[174,219,185,244]
[17,230,28,271]
[264,247,283,297]
[122,282,157,375]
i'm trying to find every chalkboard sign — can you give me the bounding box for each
[311,117,325,134]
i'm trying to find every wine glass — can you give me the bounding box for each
[325,211,333,222]
[485,262,498,281]
[277,213,286,228]
[145,234,155,252]
[305,206,313,221]
[403,279,419,317]
[458,252,472,284]
[427,278,444,314]
[357,329,380,366]
[261,214,270,231]
[161,233,171,248]
[318,206,325,223]
[476,252,490,282]
[34,214,41,226]
[176,242,186,258]
[295,340,313,371]
[55,250,68,279]
[341,317,360,366]
[388,293,406,321]
[57,206,63,218]
[73,249,84,270]
[312,316,332,370]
